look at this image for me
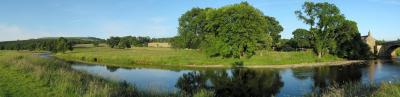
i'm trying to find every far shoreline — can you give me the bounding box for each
[184,60,366,68]
[49,53,366,69]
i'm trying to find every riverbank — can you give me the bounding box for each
[54,47,344,68]
[184,60,366,68]
[0,50,186,97]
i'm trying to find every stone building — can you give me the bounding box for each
[148,42,171,48]
[361,31,377,54]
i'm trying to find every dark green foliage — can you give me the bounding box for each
[294,2,371,59]
[0,37,78,53]
[291,29,311,48]
[334,20,372,59]
[107,37,121,48]
[174,2,278,58]
[172,8,209,49]
[176,69,283,97]
[265,16,284,49]
[56,37,73,53]
[92,42,99,47]
[117,37,131,49]
[295,2,345,58]
[107,36,155,49]
[204,2,272,58]
[106,36,171,49]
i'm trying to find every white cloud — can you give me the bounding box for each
[100,17,176,38]
[0,23,57,41]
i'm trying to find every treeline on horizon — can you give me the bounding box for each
[105,36,172,49]
[0,36,173,51]
[0,37,82,53]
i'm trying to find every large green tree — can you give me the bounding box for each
[202,2,271,58]
[106,37,120,48]
[56,37,73,53]
[291,28,311,48]
[295,2,371,59]
[173,8,209,49]
[295,2,346,58]
[334,20,371,59]
[265,16,284,49]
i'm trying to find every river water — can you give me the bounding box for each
[42,54,400,96]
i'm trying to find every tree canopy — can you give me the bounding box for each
[294,2,371,59]
[173,2,281,58]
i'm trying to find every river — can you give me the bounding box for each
[40,54,400,96]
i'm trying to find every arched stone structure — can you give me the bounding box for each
[378,41,400,58]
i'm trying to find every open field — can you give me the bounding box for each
[0,50,187,97]
[54,46,342,67]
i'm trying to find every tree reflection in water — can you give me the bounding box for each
[176,68,283,97]
[292,63,366,94]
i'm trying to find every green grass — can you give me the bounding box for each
[396,48,400,56]
[306,82,400,97]
[373,82,400,97]
[0,50,187,97]
[55,47,342,67]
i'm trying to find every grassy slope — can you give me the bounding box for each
[0,50,180,97]
[55,47,341,67]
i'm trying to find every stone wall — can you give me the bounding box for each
[148,42,171,48]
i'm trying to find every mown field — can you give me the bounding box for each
[54,46,342,67]
[0,50,192,97]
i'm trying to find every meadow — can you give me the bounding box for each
[55,46,342,67]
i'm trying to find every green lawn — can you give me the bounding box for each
[55,46,342,67]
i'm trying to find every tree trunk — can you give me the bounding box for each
[317,52,322,59]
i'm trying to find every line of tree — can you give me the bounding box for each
[106,36,173,49]
[172,2,372,60]
[172,2,283,58]
[0,37,74,53]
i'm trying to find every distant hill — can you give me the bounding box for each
[38,37,105,42]
[0,37,106,51]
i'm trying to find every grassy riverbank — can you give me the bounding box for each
[0,50,187,97]
[55,47,342,67]
[307,82,400,97]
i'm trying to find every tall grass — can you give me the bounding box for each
[55,47,342,67]
[306,82,400,97]
[0,51,186,97]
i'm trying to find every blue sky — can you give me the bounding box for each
[0,0,399,41]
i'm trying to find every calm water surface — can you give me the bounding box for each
[44,54,400,96]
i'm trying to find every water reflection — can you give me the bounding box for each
[176,68,283,97]
[106,66,119,72]
[45,53,400,96]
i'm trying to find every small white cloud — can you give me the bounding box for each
[0,23,53,41]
